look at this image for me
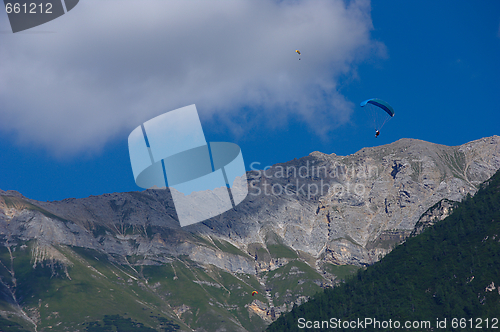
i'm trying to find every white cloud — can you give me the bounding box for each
[0,0,384,156]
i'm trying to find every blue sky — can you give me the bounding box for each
[0,0,499,202]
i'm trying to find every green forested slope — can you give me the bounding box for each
[268,169,500,331]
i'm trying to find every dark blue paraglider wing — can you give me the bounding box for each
[360,98,395,117]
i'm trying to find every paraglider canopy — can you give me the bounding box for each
[252,291,258,296]
[360,98,394,117]
[295,50,301,60]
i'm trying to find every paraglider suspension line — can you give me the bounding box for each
[379,117,391,131]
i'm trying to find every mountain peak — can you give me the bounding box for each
[0,189,25,198]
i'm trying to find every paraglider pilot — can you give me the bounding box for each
[375,130,380,138]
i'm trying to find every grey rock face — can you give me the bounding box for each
[194,136,500,266]
[1,136,499,271]
[410,199,459,237]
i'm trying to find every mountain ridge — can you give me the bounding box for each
[2,135,500,269]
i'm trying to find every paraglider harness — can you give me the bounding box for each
[375,130,380,138]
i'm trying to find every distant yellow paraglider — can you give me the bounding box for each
[252,291,258,296]
[295,50,301,60]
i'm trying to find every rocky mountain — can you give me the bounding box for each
[0,136,499,331]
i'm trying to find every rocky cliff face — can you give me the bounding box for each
[195,135,500,267]
[410,199,459,237]
[0,136,499,331]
